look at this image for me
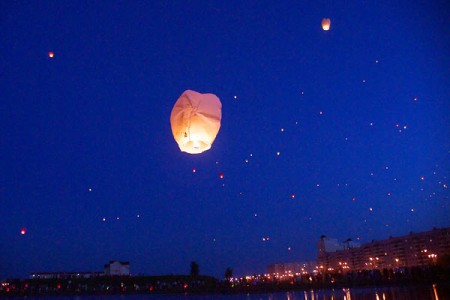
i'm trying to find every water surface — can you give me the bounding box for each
[9,285,445,300]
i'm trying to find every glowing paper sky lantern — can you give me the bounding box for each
[170,90,222,154]
[322,18,331,31]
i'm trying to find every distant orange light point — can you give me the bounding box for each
[48,51,54,58]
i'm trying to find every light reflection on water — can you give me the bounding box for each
[276,285,441,300]
[24,285,445,300]
[433,284,439,300]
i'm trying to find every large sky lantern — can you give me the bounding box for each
[170,90,222,154]
[322,18,331,31]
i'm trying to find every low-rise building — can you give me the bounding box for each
[29,260,131,279]
[104,260,130,276]
[29,272,104,279]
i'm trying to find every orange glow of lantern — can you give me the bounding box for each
[48,51,54,58]
[321,18,331,31]
[20,228,27,235]
[170,90,222,154]
[219,173,224,179]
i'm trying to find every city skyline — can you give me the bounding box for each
[20,225,450,278]
[1,1,449,279]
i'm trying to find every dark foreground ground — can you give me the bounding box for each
[1,265,449,298]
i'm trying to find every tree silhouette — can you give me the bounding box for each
[225,267,233,280]
[190,261,199,277]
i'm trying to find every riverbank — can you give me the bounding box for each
[1,265,449,297]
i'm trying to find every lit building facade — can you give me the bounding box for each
[317,227,450,272]
[267,261,317,275]
[317,236,360,271]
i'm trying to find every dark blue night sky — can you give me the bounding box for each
[1,1,449,279]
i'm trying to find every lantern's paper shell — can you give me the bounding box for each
[322,18,331,30]
[170,90,222,154]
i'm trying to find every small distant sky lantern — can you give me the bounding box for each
[170,90,222,154]
[219,173,224,179]
[321,18,331,31]
[48,51,54,58]
[20,228,27,235]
